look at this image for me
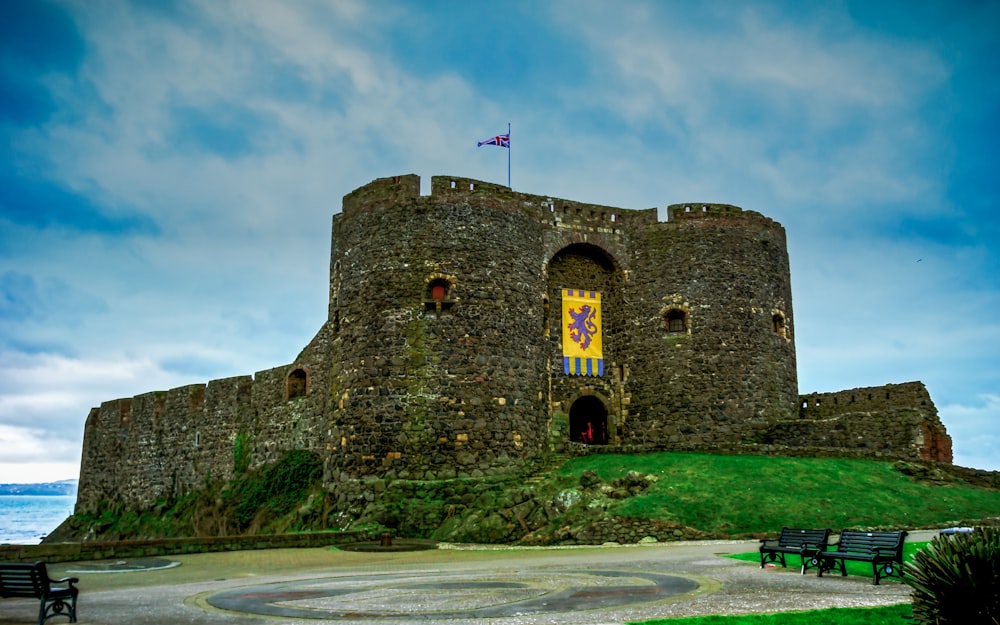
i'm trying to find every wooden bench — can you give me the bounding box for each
[809,529,908,585]
[0,561,79,624]
[759,527,830,573]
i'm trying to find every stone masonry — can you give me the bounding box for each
[74,174,952,515]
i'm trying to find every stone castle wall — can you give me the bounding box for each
[784,381,952,462]
[74,174,952,516]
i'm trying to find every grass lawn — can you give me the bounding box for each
[555,452,1000,535]
[628,603,912,624]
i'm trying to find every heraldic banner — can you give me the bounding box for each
[562,289,603,376]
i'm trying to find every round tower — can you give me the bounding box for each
[326,175,551,481]
[621,203,798,447]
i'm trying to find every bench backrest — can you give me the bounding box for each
[778,527,830,548]
[0,562,47,599]
[834,530,907,557]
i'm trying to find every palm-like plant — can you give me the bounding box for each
[905,527,1000,624]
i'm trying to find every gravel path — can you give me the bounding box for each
[0,533,932,625]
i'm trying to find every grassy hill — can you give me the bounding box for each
[59,452,1000,543]
[550,453,1000,536]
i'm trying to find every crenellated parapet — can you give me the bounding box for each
[341,174,420,218]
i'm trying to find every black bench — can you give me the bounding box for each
[809,529,908,585]
[759,527,830,573]
[0,561,79,624]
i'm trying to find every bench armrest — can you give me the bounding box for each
[49,576,79,586]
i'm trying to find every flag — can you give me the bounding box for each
[561,289,603,376]
[477,133,510,148]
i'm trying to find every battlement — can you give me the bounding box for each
[668,202,744,220]
[798,381,933,418]
[341,174,421,217]
[341,173,660,229]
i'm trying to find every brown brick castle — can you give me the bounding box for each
[74,174,952,516]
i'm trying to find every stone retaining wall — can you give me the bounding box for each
[0,531,370,564]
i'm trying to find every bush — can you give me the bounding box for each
[226,450,323,531]
[905,527,1000,624]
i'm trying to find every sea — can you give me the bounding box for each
[0,495,76,545]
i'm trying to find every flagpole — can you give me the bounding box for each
[507,122,511,189]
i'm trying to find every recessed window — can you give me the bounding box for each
[425,277,455,314]
[772,312,787,337]
[665,309,686,334]
[287,368,308,400]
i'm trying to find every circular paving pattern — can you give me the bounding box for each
[66,558,181,573]
[206,569,698,620]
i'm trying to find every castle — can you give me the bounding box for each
[75,174,952,515]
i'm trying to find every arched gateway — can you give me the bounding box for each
[569,395,608,445]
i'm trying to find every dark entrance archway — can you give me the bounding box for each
[569,396,608,445]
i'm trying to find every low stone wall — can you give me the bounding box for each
[0,531,371,564]
[565,517,710,545]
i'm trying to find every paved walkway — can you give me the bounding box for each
[1,532,932,625]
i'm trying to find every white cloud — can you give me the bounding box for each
[940,395,1000,472]
[2,0,997,485]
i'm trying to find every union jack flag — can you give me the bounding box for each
[477,133,510,148]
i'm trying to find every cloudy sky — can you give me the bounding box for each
[1,0,998,483]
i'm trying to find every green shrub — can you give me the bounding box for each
[905,527,1000,624]
[226,450,323,531]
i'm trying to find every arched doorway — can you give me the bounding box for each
[569,395,608,445]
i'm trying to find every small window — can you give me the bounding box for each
[772,312,788,338]
[665,309,686,334]
[287,368,308,400]
[425,278,455,314]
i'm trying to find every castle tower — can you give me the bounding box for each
[324,176,799,480]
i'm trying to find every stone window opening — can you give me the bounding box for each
[424,277,455,315]
[665,309,687,334]
[772,312,787,337]
[287,368,308,400]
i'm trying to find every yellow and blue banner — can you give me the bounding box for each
[561,289,603,376]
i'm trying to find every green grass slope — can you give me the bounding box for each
[58,451,1000,543]
[553,453,1000,536]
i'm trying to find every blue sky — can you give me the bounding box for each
[1,0,998,482]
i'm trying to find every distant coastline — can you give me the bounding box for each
[0,479,78,497]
